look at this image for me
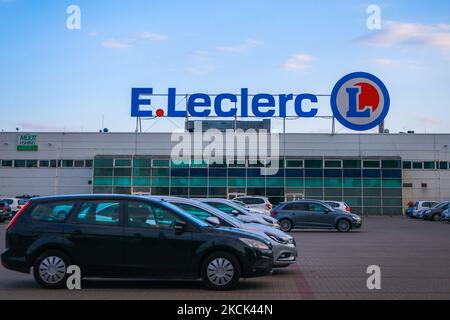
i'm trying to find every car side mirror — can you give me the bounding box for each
[205,216,220,226]
[173,220,186,233]
[231,210,240,216]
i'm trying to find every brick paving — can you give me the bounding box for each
[0,217,449,300]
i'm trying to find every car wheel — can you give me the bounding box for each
[336,219,351,232]
[279,219,293,232]
[33,250,70,289]
[432,213,441,221]
[201,252,240,290]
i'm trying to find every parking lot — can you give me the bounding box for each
[0,217,449,300]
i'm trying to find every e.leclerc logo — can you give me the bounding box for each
[131,72,389,131]
[330,72,390,131]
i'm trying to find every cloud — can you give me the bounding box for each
[216,39,263,53]
[101,39,130,49]
[358,21,450,58]
[139,32,168,41]
[372,58,419,68]
[281,53,315,72]
[186,50,214,75]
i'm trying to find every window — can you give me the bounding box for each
[424,161,436,170]
[26,160,38,168]
[1,160,13,167]
[439,162,448,170]
[127,201,179,229]
[363,160,380,168]
[50,160,58,168]
[174,203,213,221]
[74,160,84,168]
[39,160,50,167]
[94,158,113,167]
[343,160,361,169]
[62,160,74,168]
[30,202,76,222]
[413,162,423,169]
[114,159,132,167]
[325,160,342,168]
[305,159,323,168]
[286,159,304,168]
[283,202,308,211]
[76,201,120,225]
[382,160,401,169]
[153,159,170,167]
[402,161,412,169]
[14,160,26,168]
[85,160,93,168]
[205,202,237,215]
[308,203,328,212]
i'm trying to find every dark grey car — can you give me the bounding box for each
[271,200,362,232]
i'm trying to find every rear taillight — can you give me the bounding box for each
[265,203,272,210]
[6,202,29,232]
[345,205,350,212]
[16,205,22,210]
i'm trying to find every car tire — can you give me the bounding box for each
[201,251,240,290]
[279,219,293,232]
[33,250,71,289]
[336,219,351,232]
[431,213,441,222]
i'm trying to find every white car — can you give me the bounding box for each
[411,200,439,218]
[442,209,450,222]
[0,198,28,214]
[233,196,272,215]
[324,201,351,212]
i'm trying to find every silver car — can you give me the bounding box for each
[195,198,280,229]
[149,196,297,267]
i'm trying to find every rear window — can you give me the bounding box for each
[18,199,28,205]
[325,202,339,208]
[29,202,77,222]
[283,202,309,211]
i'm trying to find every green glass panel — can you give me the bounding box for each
[114,168,132,176]
[343,197,362,207]
[133,177,150,187]
[363,198,382,207]
[94,168,113,176]
[115,159,131,167]
[383,188,402,197]
[228,178,246,187]
[93,177,113,186]
[171,177,189,187]
[171,160,190,167]
[114,177,131,186]
[286,160,304,168]
[152,168,169,176]
[266,178,284,187]
[324,188,342,197]
[151,177,169,186]
[363,160,380,168]
[344,188,362,196]
[402,161,412,169]
[190,160,208,167]
[383,198,403,206]
[133,158,151,167]
[247,178,265,187]
[324,178,342,187]
[305,188,323,198]
[153,159,169,167]
[413,162,423,169]
[133,168,151,177]
[363,179,381,188]
[305,178,323,187]
[94,158,113,167]
[424,161,436,169]
[190,177,208,187]
[209,178,227,187]
[382,160,401,169]
[324,160,341,168]
[343,160,361,169]
[285,178,303,187]
[382,179,402,188]
[305,159,323,168]
[343,178,361,188]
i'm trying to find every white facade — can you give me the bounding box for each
[1,132,450,208]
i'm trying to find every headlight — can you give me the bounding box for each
[239,238,270,250]
[424,210,431,214]
[265,232,290,244]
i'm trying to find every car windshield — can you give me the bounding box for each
[435,202,449,209]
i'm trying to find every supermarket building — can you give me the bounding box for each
[1,131,450,216]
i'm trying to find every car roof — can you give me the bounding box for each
[29,194,166,203]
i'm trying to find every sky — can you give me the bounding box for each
[0,0,449,134]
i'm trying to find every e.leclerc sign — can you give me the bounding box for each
[130,72,390,131]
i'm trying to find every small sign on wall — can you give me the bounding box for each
[17,134,38,151]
